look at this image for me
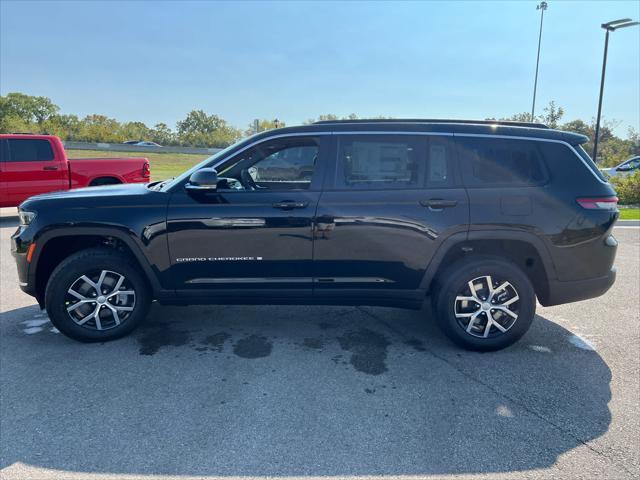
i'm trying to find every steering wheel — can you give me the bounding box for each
[240,168,259,190]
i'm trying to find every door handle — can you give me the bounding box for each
[420,199,458,209]
[272,201,308,210]
[43,166,59,171]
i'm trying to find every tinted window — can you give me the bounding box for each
[337,135,424,189]
[575,144,607,181]
[219,137,319,190]
[7,139,55,162]
[0,140,8,162]
[457,137,547,186]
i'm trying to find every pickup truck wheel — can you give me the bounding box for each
[433,257,535,351]
[45,248,150,342]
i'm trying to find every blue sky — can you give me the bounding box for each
[1,1,638,135]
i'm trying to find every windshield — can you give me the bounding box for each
[161,137,250,191]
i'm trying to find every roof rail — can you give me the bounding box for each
[312,119,550,129]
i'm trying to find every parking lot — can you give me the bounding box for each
[1,210,638,480]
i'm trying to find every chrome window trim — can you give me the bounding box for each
[168,129,606,190]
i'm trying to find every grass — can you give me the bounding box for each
[619,208,640,220]
[67,149,208,182]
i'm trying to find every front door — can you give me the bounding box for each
[166,134,328,298]
[313,133,469,301]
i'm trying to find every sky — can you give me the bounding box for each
[1,0,639,136]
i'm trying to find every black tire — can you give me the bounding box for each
[45,248,151,342]
[433,256,535,351]
[89,177,121,186]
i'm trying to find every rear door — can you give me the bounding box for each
[4,138,67,205]
[313,133,468,301]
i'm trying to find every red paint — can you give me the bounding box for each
[0,134,151,207]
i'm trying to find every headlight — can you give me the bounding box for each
[18,210,36,226]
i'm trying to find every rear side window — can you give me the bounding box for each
[336,135,425,189]
[457,137,548,187]
[575,144,607,182]
[7,139,55,162]
[0,140,8,162]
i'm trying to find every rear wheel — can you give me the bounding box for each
[45,248,150,342]
[433,257,535,351]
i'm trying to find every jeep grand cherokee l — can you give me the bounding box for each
[11,119,618,351]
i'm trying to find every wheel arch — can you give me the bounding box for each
[31,227,163,304]
[422,230,557,305]
[88,176,124,186]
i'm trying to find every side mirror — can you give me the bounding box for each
[185,168,218,192]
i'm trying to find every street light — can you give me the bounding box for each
[592,18,639,162]
[531,1,548,122]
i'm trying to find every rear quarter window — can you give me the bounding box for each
[575,144,608,182]
[457,137,548,187]
[7,139,55,162]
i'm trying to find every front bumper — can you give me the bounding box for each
[541,268,616,307]
[11,229,36,297]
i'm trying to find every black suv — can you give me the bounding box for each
[11,120,618,350]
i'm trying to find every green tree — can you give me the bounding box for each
[244,118,286,136]
[539,101,564,128]
[0,92,59,125]
[150,123,175,146]
[176,110,240,147]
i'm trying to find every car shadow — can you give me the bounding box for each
[0,302,612,477]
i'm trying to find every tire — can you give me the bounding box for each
[45,248,151,342]
[433,256,535,351]
[89,177,121,186]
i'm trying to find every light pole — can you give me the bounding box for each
[531,1,548,122]
[593,18,639,162]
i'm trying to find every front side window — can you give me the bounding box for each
[7,139,55,162]
[218,137,319,191]
[337,135,424,189]
[457,137,547,187]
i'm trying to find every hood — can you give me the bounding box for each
[20,183,152,209]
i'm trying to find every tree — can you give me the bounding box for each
[120,121,151,142]
[244,118,286,136]
[150,123,175,146]
[176,110,241,147]
[0,92,59,125]
[540,101,564,128]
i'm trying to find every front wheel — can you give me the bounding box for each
[433,257,536,351]
[45,248,151,342]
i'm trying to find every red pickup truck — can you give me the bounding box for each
[0,134,150,207]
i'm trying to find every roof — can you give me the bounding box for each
[252,119,589,145]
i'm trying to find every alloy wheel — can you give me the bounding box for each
[453,275,520,338]
[65,270,136,331]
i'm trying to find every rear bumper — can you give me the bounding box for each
[541,268,616,307]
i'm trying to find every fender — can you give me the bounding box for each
[419,229,558,293]
[30,225,166,297]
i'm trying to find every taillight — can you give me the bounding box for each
[576,196,619,210]
[142,162,150,177]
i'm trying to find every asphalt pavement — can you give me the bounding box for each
[1,209,638,480]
